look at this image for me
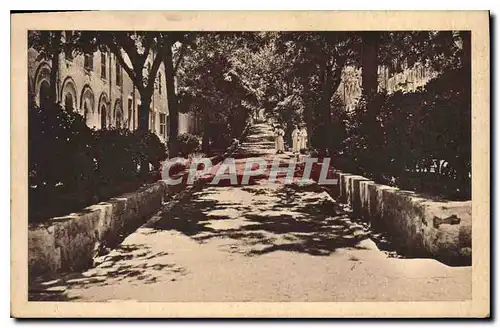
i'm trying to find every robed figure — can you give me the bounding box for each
[275,127,285,154]
[291,125,300,153]
[299,127,308,151]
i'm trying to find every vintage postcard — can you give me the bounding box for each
[11,11,490,318]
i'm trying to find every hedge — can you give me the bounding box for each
[337,67,471,201]
[29,101,167,223]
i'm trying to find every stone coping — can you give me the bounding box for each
[28,181,168,279]
[28,137,245,279]
[335,172,472,266]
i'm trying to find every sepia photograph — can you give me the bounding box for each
[11,11,489,318]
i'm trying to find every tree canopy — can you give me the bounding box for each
[29,30,471,197]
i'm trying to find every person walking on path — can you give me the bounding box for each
[274,125,285,154]
[291,124,300,154]
[299,125,308,152]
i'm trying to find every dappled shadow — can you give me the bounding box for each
[29,242,187,302]
[231,152,268,159]
[144,182,375,257]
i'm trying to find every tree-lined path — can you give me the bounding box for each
[31,122,471,302]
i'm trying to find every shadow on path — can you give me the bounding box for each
[29,242,187,301]
[144,182,375,257]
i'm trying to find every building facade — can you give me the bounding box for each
[28,32,198,144]
[337,62,438,111]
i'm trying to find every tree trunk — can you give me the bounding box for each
[49,32,61,105]
[201,109,210,154]
[303,85,313,149]
[164,41,179,157]
[361,31,379,108]
[361,32,381,171]
[138,98,151,133]
[138,95,152,177]
[321,69,342,157]
[361,32,379,97]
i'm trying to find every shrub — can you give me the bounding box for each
[341,67,471,200]
[209,123,233,150]
[91,129,167,185]
[176,133,201,157]
[28,101,168,223]
[92,128,140,187]
[29,101,95,193]
[29,101,97,222]
[133,130,168,170]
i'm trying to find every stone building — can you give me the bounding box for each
[337,61,438,111]
[28,32,199,144]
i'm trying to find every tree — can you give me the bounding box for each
[272,32,360,155]
[176,32,262,154]
[74,32,164,132]
[360,32,380,115]
[352,31,470,172]
[357,31,468,104]
[378,31,465,74]
[161,32,192,157]
[343,31,472,197]
[71,31,166,175]
[28,31,65,104]
[227,32,287,114]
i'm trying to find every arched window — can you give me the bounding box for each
[97,92,109,130]
[34,62,51,107]
[116,110,122,129]
[61,77,78,110]
[114,100,122,129]
[39,81,51,108]
[80,86,95,126]
[101,105,107,129]
[83,102,90,124]
[64,93,74,111]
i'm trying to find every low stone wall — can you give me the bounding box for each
[28,137,245,280]
[28,181,168,279]
[335,172,472,265]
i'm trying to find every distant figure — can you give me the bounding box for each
[291,124,300,153]
[232,138,240,151]
[275,126,285,154]
[299,126,308,151]
[259,108,266,120]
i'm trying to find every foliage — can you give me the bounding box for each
[28,30,472,208]
[28,31,65,104]
[327,94,349,157]
[176,133,201,157]
[341,67,471,200]
[28,98,95,192]
[253,32,360,153]
[72,32,162,91]
[274,95,304,145]
[29,101,167,223]
[378,31,467,73]
[28,30,60,61]
[91,128,166,184]
[137,130,168,169]
[164,33,195,155]
[176,32,261,152]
